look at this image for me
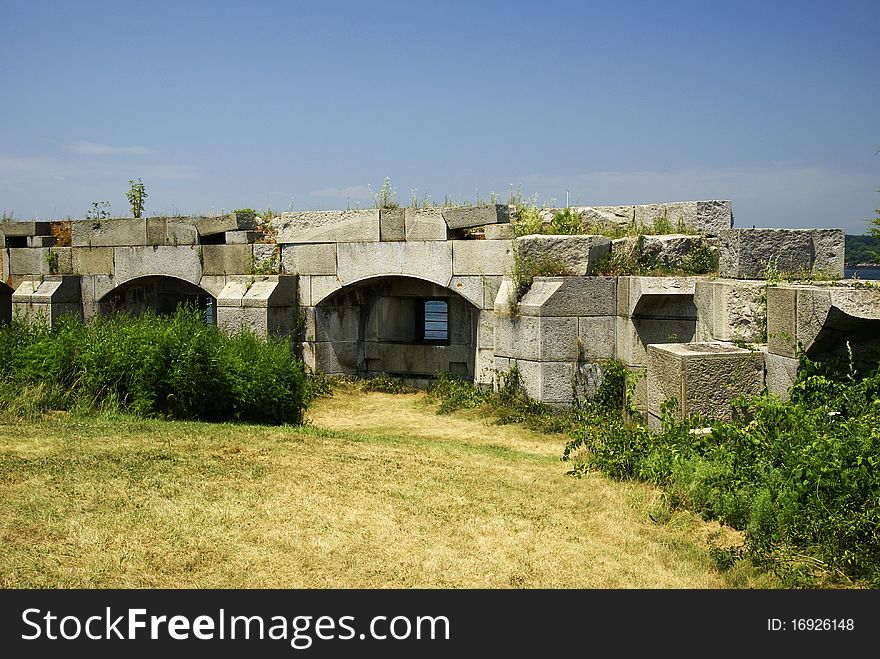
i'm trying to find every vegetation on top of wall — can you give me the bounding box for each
[86,201,112,221]
[508,244,573,314]
[0,308,308,425]
[126,178,148,219]
[370,177,399,209]
[511,205,698,240]
[593,236,719,277]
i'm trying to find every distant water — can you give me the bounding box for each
[844,267,880,280]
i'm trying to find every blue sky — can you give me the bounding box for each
[1,0,878,233]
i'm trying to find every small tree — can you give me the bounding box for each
[126,178,148,219]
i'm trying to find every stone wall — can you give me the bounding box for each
[2,203,871,426]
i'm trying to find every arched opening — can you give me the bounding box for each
[0,283,12,325]
[99,276,216,324]
[310,276,481,383]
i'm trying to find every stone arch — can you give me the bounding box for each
[97,275,216,324]
[305,275,484,384]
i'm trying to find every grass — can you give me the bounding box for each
[0,384,770,589]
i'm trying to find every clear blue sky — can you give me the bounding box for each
[1,0,878,233]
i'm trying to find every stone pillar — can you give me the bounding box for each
[216,275,299,338]
[11,275,83,325]
[647,342,765,429]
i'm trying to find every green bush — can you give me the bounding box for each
[0,308,308,425]
[564,350,880,587]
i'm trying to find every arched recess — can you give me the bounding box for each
[0,283,12,325]
[98,275,217,324]
[307,275,482,383]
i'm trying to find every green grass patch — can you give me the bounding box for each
[0,308,307,424]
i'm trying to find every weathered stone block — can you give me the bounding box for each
[448,276,487,309]
[616,315,697,367]
[766,286,798,357]
[27,236,56,248]
[442,204,509,230]
[771,284,880,358]
[8,247,71,275]
[627,365,648,412]
[198,275,228,299]
[642,234,711,269]
[494,315,578,361]
[647,342,764,425]
[72,247,114,275]
[114,245,202,284]
[492,277,517,314]
[494,315,539,360]
[484,224,515,240]
[694,278,767,343]
[375,343,472,376]
[694,201,734,236]
[0,220,51,237]
[379,209,406,242]
[273,210,380,243]
[11,276,82,324]
[404,208,448,241]
[313,305,359,342]
[515,234,610,276]
[719,228,844,279]
[308,275,343,306]
[477,311,495,349]
[762,349,799,401]
[510,359,575,404]
[518,276,617,317]
[166,221,199,246]
[475,348,495,385]
[251,244,280,275]
[217,305,297,338]
[72,219,147,247]
[303,341,360,374]
[202,245,253,276]
[630,201,732,236]
[452,240,513,276]
[337,241,453,288]
[617,275,701,318]
[583,206,634,231]
[297,277,312,307]
[225,230,262,244]
[146,217,167,246]
[280,243,337,276]
[812,229,846,277]
[577,316,616,360]
[216,275,298,308]
[194,212,257,237]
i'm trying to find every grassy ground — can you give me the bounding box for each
[0,385,770,588]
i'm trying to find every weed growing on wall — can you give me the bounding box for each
[86,201,111,220]
[370,177,399,209]
[508,242,572,313]
[126,178,148,219]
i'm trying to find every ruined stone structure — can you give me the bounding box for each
[3,200,877,426]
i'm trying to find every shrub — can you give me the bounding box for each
[0,308,308,425]
[563,348,880,587]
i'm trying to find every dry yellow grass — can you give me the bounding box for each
[0,388,765,588]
